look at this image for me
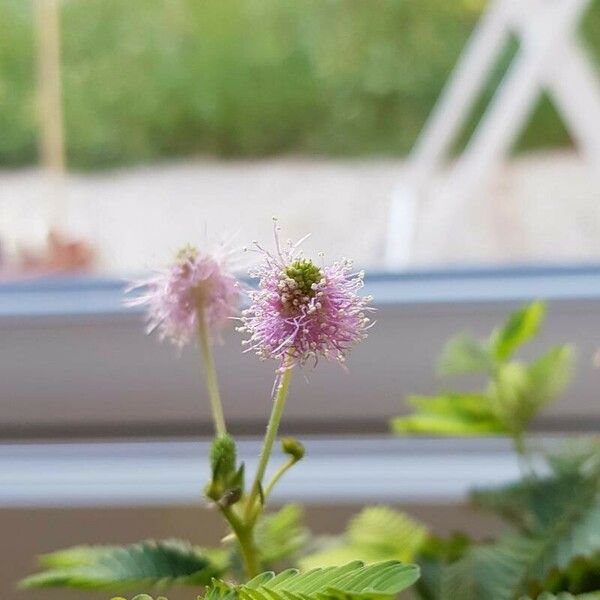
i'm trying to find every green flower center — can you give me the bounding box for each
[284,259,322,298]
[176,244,199,264]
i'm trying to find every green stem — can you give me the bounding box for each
[247,457,298,523]
[513,432,536,480]
[263,459,296,502]
[236,525,260,579]
[245,364,293,522]
[220,507,260,578]
[196,305,226,437]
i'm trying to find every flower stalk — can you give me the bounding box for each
[262,457,296,503]
[214,360,294,578]
[196,303,227,437]
[245,362,293,523]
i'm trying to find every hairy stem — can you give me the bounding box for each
[196,305,226,437]
[220,507,260,578]
[245,364,293,522]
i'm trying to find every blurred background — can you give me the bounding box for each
[1,0,600,273]
[1,1,600,598]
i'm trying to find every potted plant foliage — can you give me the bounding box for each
[21,224,600,600]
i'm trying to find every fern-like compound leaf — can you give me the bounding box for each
[206,560,419,600]
[20,539,225,590]
[299,507,428,570]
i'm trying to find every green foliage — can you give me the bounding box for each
[437,335,494,377]
[524,554,600,598]
[225,504,309,581]
[254,504,309,569]
[391,393,505,435]
[547,441,600,478]
[20,539,226,590]
[300,506,428,571]
[471,476,547,532]
[520,593,600,600]
[0,1,36,165]
[486,345,575,436]
[471,470,586,534]
[392,302,575,439]
[436,302,546,379]
[3,1,599,169]
[112,596,170,600]
[205,560,419,600]
[490,302,546,361]
[472,443,600,533]
[440,445,600,600]
[414,534,472,600]
[112,561,420,600]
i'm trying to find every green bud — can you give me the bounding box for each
[210,434,236,480]
[175,244,198,264]
[207,436,245,504]
[282,437,305,462]
[231,463,245,491]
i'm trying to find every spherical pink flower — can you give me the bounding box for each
[238,221,373,368]
[127,245,240,347]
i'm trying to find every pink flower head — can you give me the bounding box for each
[127,245,240,347]
[238,220,373,368]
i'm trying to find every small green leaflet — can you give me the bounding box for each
[491,301,546,361]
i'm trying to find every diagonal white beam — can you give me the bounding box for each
[408,0,517,179]
[386,0,521,266]
[385,0,599,268]
[448,0,591,197]
[537,39,600,162]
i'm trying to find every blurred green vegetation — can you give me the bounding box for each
[1,0,599,170]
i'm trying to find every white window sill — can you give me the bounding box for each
[0,436,558,508]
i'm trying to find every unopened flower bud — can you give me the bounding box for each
[210,434,236,480]
[282,437,305,462]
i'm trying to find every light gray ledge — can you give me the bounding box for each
[2,267,600,438]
